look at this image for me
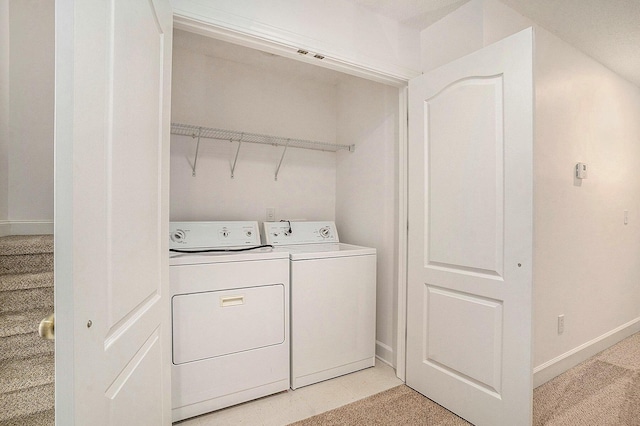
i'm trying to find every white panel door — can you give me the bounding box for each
[406,28,533,426]
[54,0,173,424]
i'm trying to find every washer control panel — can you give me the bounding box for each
[170,221,261,249]
[263,221,339,245]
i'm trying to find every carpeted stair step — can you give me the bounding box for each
[0,235,55,424]
[0,383,54,423]
[0,353,54,394]
[0,354,55,422]
[1,408,54,426]
[0,307,52,339]
[0,235,54,276]
[0,307,54,361]
[0,272,54,292]
[0,235,53,256]
[0,253,54,275]
[0,331,54,362]
[0,287,54,313]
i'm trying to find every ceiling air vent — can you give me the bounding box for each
[296,49,325,60]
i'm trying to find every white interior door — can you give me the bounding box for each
[54,0,173,424]
[406,28,534,426]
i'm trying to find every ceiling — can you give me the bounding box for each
[350,0,640,87]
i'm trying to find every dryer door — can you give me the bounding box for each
[172,284,285,364]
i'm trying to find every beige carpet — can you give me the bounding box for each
[289,385,471,426]
[291,332,640,426]
[533,332,640,425]
[0,235,55,425]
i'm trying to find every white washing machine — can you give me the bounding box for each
[263,221,376,389]
[169,221,290,422]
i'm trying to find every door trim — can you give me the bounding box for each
[54,1,76,422]
[172,12,415,87]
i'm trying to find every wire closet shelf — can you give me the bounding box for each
[171,123,355,180]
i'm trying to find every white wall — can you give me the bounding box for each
[420,0,484,73]
[170,32,338,222]
[420,0,533,73]
[3,0,55,235]
[171,0,421,82]
[0,0,9,230]
[335,77,398,365]
[419,0,640,385]
[533,26,640,376]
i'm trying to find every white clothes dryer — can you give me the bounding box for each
[169,221,290,422]
[263,221,376,389]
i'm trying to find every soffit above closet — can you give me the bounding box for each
[348,0,640,87]
[173,29,355,87]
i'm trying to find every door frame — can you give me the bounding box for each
[172,11,411,379]
[54,0,75,421]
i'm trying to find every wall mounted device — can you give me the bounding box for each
[576,162,588,179]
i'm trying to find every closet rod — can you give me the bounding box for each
[171,123,355,153]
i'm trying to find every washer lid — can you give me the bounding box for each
[287,243,376,260]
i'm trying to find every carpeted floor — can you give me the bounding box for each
[291,332,640,426]
[533,332,640,425]
[289,385,471,426]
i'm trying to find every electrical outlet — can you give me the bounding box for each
[266,208,275,222]
[558,314,565,335]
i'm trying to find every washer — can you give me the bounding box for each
[169,221,290,422]
[263,221,376,389]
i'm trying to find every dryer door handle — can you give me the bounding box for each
[220,295,244,307]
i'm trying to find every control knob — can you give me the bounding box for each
[170,229,186,243]
[319,226,331,238]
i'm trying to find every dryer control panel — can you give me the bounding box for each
[263,221,339,245]
[170,221,261,249]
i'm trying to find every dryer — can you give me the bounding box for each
[263,221,376,389]
[169,221,290,422]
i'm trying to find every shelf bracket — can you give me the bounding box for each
[230,137,243,179]
[191,128,202,177]
[274,139,290,181]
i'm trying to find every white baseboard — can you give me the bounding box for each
[533,317,640,387]
[0,220,54,236]
[375,340,395,367]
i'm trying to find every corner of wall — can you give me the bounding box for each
[419,0,484,73]
[482,0,534,46]
[375,340,395,367]
[419,0,535,74]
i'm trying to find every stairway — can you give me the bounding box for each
[0,235,55,426]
